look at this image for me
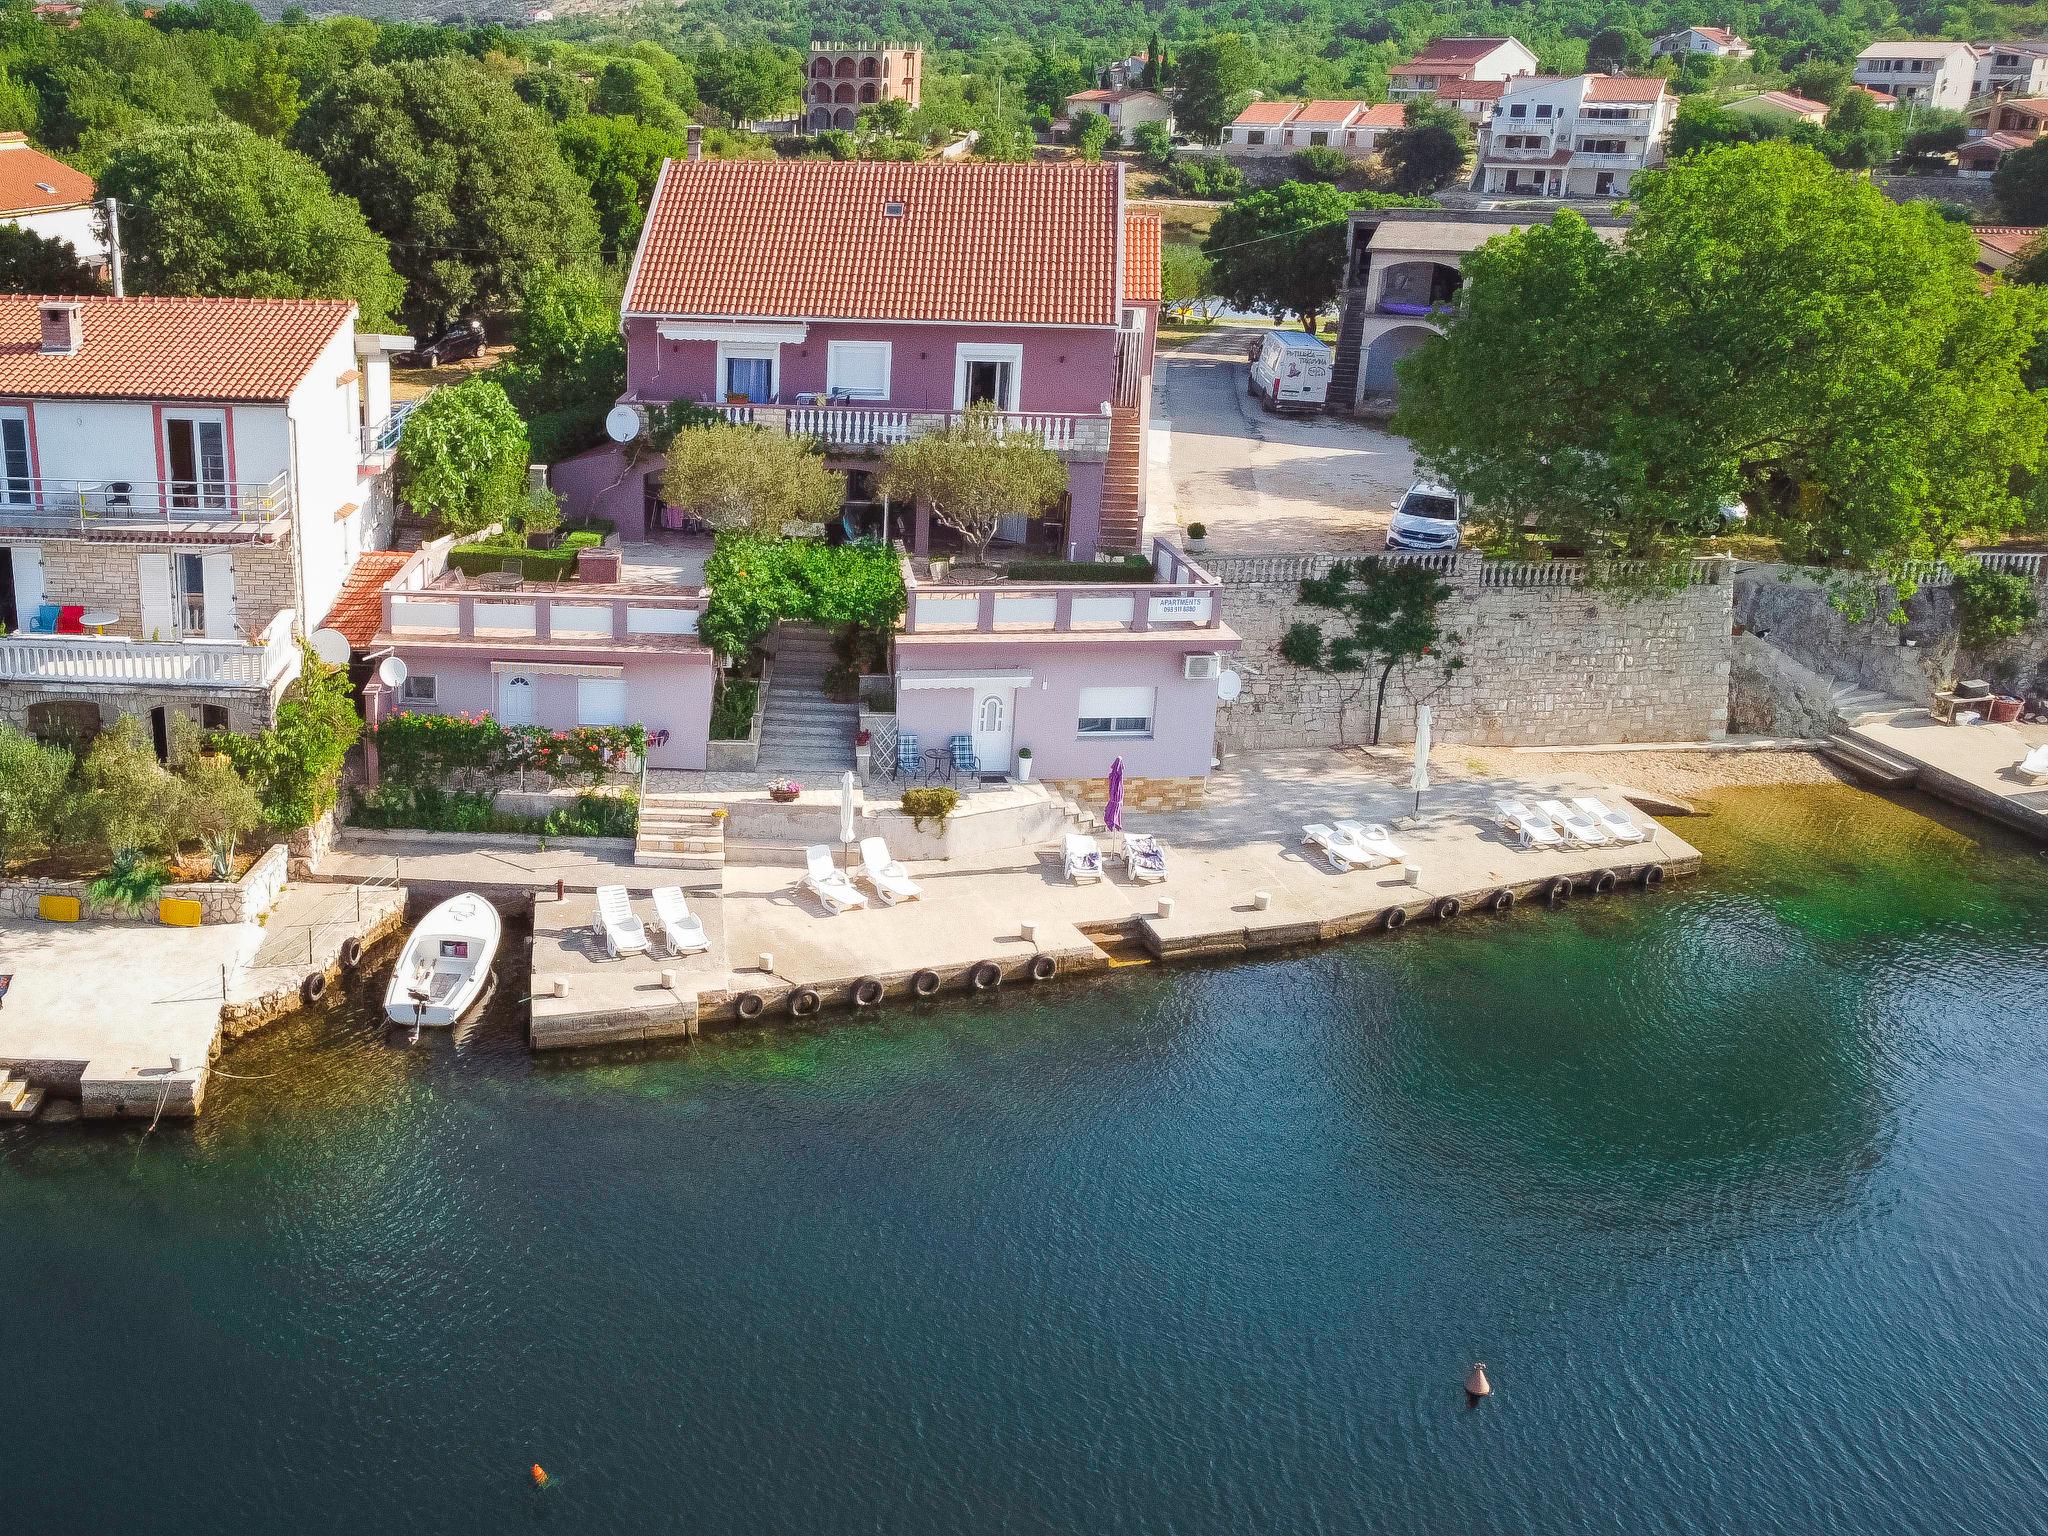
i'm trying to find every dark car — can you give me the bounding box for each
[399,319,486,368]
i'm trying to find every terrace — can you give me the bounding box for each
[692,402,1115,461]
[381,534,710,648]
[900,540,1222,637]
[0,472,293,539]
[0,607,300,690]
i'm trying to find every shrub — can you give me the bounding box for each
[1954,562,2041,647]
[701,534,907,658]
[350,788,639,839]
[1162,154,1245,198]
[446,526,606,581]
[86,851,173,915]
[1003,555,1154,582]
[372,713,647,791]
[209,649,363,829]
[396,376,532,534]
[1187,522,1207,540]
[901,785,959,831]
[0,724,72,866]
[710,679,760,741]
[68,717,182,862]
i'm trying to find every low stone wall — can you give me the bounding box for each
[287,809,338,879]
[1212,551,1733,750]
[0,840,289,925]
[705,653,769,772]
[1044,775,1207,812]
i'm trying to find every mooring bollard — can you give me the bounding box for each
[1020,920,1039,944]
[551,977,567,998]
[660,968,677,990]
[1157,896,1175,919]
[758,951,774,974]
[1402,863,1422,886]
[1252,890,1271,911]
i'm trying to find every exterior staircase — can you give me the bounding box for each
[0,1072,45,1121]
[1327,287,1369,410]
[1819,732,1921,789]
[633,794,726,869]
[1097,405,1144,554]
[1829,683,1902,728]
[757,626,858,777]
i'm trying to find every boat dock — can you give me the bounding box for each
[1827,708,2048,843]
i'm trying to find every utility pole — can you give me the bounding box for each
[100,196,123,297]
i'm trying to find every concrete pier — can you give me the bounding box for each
[1841,710,2048,843]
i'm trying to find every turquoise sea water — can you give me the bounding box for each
[2,786,2045,1534]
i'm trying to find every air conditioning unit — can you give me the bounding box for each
[1183,652,1222,681]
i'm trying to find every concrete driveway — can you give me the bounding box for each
[1157,326,1418,554]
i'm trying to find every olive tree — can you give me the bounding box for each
[879,403,1069,567]
[659,422,845,539]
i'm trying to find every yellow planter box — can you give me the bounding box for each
[38,894,80,923]
[158,897,204,928]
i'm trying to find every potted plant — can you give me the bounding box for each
[1186,521,1208,553]
[853,728,873,778]
[767,777,803,803]
[1014,745,1034,783]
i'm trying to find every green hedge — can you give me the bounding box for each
[1003,555,1154,583]
[353,787,638,838]
[702,534,906,657]
[447,525,609,581]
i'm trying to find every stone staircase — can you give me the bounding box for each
[1098,405,1145,554]
[1830,682,1902,728]
[1327,287,1369,409]
[1819,732,1921,789]
[0,1072,45,1121]
[633,794,726,869]
[757,627,858,776]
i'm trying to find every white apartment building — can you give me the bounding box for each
[1220,100,1406,157]
[1853,41,1980,111]
[0,295,412,749]
[1974,42,2048,99]
[0,134,105,272]
[1477,75,1676,199]
[1389,37,1538,101]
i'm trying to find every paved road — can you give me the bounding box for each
[1156,327,1417,555]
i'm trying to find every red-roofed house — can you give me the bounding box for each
[0,134,104,272]
[1434,77,1520,127]
[1973,225,2042,276]
[1724,90,1831,126]
[1064,87,1173,143]
[1652,27,1754,61]
[1479,75,1676,197]
[1389,36,1538,101]
[565,156,1159,562]
[1220,100,1405,157]
[0,295,413,745]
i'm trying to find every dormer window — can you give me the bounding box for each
[883,201,906,219]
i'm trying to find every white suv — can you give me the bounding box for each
[1386,480,1463,551]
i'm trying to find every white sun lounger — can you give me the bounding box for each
[1064,833,1104,883]
[650,886,709,955]
[1303,823,1382,871]
[2021,744,2048,783]
[1537,798,1611,847]
[1494,800,1564,849]
[1572,796,1647,844]
[802,844,868,913]
[594,884,650,958]
[1334,819,1405,864]
[1122,832,1168,883]
[858,836,923,904]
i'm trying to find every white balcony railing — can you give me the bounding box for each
[902,538,1221,635]
[0,472,293,535]
[0,609,300,690]
[701,403,1114,458]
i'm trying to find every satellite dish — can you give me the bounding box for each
[605,403,645,444]
[1217,668,1243,704]
[309,627,353,667]
[377,655,409,689]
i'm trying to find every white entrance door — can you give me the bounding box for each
[498,670,537,725]
[970,686,1015,774]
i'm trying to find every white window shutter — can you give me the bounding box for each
[576,676,628,726]
[201,552,235,640]
[10,546,44,619]
[137,553,173,641]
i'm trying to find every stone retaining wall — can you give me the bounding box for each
[287,809,337,879]
[0,840,289,925]
[1044,775,1207,812]
[1213,552,1733,750]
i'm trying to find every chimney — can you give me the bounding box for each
[687,124,703,161]
[38,300,82,356]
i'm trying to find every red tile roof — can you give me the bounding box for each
[1740,90,1830,115]
[0,135,93,215]
[1123,213,1159,302]
[1401,36,1518,68]
[625,160,1124,328]
[1297,99,1367,123]
[321,550,408,648]
[1694,26,1741,46]
[1231,101,1301,126]
[1437,79,1511,101]
[0,295,353,402]
[1353,103,1408,128]
[1585,76,1670,102]
[1976,225,2042,259]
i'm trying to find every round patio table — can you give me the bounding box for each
[77,609,119,635]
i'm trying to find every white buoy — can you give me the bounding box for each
[1466,1362,1492,1399]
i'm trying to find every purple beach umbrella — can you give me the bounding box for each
[1103,756,1125,834]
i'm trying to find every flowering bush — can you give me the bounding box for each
[374,712,648,791]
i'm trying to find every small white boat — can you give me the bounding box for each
[384,893,501,1027]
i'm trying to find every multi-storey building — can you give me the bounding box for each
[0,295,410,748]
[1389,37,1538,101]
[1974,41,2048,99]
[1853,41,1980,111]
[805,42,921,132]
[1477,75,1675,199]
[0,134,103,272]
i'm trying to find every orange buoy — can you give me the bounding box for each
[531,1464,549,1488]
[1466,1363,1492,1399]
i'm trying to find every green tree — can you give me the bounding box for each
[1161,242,1215,318]
[397,376,531,534]
[591,56,683,131]
[1379,102,1469,194]
[291,55,599,330]
[1821,86,1902,170]
[558,113,682,262]
[1207,182,1435,325]
[1997,136,2048,223]
[99,122,402,327]
[1021,50,1089,117]
[1069,109,1115,160]
[695,43,803,126]
[1279,559,1461,745]
[0,722,71,865]
[167,717,263,879]
[973,120,1034,162]
[1586,27,1643,75]
[1789,62,1853,109]
[223,35,302,137]
[211,647,363,829]
[68,716,180,864]
[659,423,845,539]
[0,223,100,294]
[1292,145,1350,183]
[1669,98,1776,158]
[1396,144,2048,574]
[879,403,1069,566]
[1954,562,2040,647]
[515,61,589,123]
[1131,117,1174,168]
[1171,34,1257,141]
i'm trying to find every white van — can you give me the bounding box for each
[1248,329,1332,412]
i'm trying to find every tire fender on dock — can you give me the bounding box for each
[300,971,326,1004]
[912,969,942,997]
[1382,904,1409,932]
[789,986,822,1018]
[1488,888,1516,914]
[1029,954,1057,982]
[853,976,885,1007]
[736,991,765,1021]
[1641,864,1667,888]
[1592,869,1619,895]
[971,961,1003,991]
[1434,896,1462,922]
[1546,877,1574,908]
[339,937,364,971]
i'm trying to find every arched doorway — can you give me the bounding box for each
[1362,324,1439,397]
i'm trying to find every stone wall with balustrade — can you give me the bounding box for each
[1208,549,1733,750]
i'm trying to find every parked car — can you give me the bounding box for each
[1386,479,1464,550]
[1248,329,1332,412]
[398,319,486,368]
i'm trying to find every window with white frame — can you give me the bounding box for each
[954,342,1023,412]
[577,676,628,727]
[0,406,30,506]
[401,673,437,703]
[716,342,779,402]
[1077,685,1155,737]
[826,340,891,400]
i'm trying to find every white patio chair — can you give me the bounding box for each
[1572,796,1647,844]
[858,835,923,904]
[1494,800,1564,849]
[1334,819,1405,864]
[1064,833,1104,883]
[1122,832,1168,883]
[802,844,868,914]
[1537,798,1611,848]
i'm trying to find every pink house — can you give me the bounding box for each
[554,157,1160,561]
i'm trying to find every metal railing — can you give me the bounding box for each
[1195,548,1727,589]
[361,399,420,457]
[0,608,300,689]
[0,471,293,534]
[902,537,1221,634]
[703,402,1114,457]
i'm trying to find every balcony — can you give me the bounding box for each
[386,587,707,645]
[902,539,1221,635]
[361,399,420,459]
[0,609,300,690]
[0,472,292,538]
[698,403,1114,459]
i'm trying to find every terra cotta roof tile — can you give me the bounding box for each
[321,550,409,648]
[1123,213,1160,302]
[624,159,1124,328]
[0,135,93,215]
[0,294,353,402]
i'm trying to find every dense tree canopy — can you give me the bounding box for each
[1396,144,2048,574]
[99,122,402,326]
[1207,182,1430,325]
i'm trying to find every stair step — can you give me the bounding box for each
[0,1075,42,1119]
[632,850,725,869]
[1820,733,1920,788]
